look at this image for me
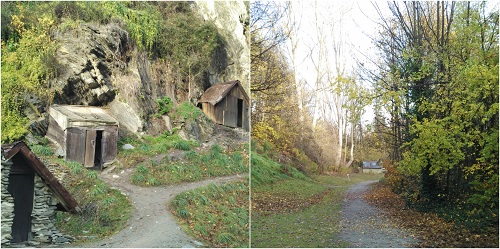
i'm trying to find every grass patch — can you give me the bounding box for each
[28,145,132,242]
[130,144,249,186]
[117,133,199,167]
[251,183,347,248]
[30,144,54,156]
[250,144,381,247]
[251,152,307,187]
[172,101,203,120]
[45,159,133,242]
[170,179,249,248]
[251,174,381,248]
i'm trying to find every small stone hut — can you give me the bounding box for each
[198,80,249,131]
[47,105,119,169]
[1,142,80,245]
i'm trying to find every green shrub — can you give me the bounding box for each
[177,208,189,218]
[67,161,83,175]
[136,164,149,174]
[1,5,57,143]
[86,170,98,179]
[173,140,191,151]
[156,96,173,116]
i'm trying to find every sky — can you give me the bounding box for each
[281,1,383,125]
[281,0,499,126]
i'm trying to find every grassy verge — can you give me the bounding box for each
[28,156,132,243]
[24,140,133,243]
[130,143,248,185]
[170,179,249,247]
[53,161,132,242]
[117,133,199,167]
[251,144,381,247]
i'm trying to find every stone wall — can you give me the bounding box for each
[1,156,14,244]
[0,157,74,246]
[30,175,74,245]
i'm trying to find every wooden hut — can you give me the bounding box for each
[198,80,249,131]
[47,105,118,169]
[1,142,80,245]
[362,161,386,174]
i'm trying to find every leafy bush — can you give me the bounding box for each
[156,96,173,116]
[173,140,191,151]
[1,4,58,143]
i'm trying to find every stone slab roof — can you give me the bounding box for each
[1,142,81,214]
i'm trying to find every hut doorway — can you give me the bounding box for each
[84,130,103,169]
[237,99,243,128]
[7,155,35,243]
[94,130,103,168]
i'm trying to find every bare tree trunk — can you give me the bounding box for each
[346,121,355,168]
[310,1,327,131]
[343,114,348,165]
[335,95,343,167]
[285,2,305,143]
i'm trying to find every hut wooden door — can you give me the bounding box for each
[84,130,96,167]
[66,128,86,164]
[8,155,35,243]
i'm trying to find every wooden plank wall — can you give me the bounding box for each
[224,94,238,127]
[46,116,65,147]
[201,84,249,131]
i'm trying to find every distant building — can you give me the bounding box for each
[1,142,80,245]
[362,161,385,174]
[198,80,249,131]
[47,105,118,169]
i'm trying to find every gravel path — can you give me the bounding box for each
[78,167,244,248]
[338,180,420,248]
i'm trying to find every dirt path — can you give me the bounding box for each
[338,180,420,248]
[78,167,244,248]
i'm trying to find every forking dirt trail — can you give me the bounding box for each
[77,168,244,248]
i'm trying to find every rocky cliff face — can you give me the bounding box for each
[194,1,250,92]
[41,2,249,138]
[51,23,127,106]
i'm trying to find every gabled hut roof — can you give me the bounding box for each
[1,142,81,214]
[199,80,249,106]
